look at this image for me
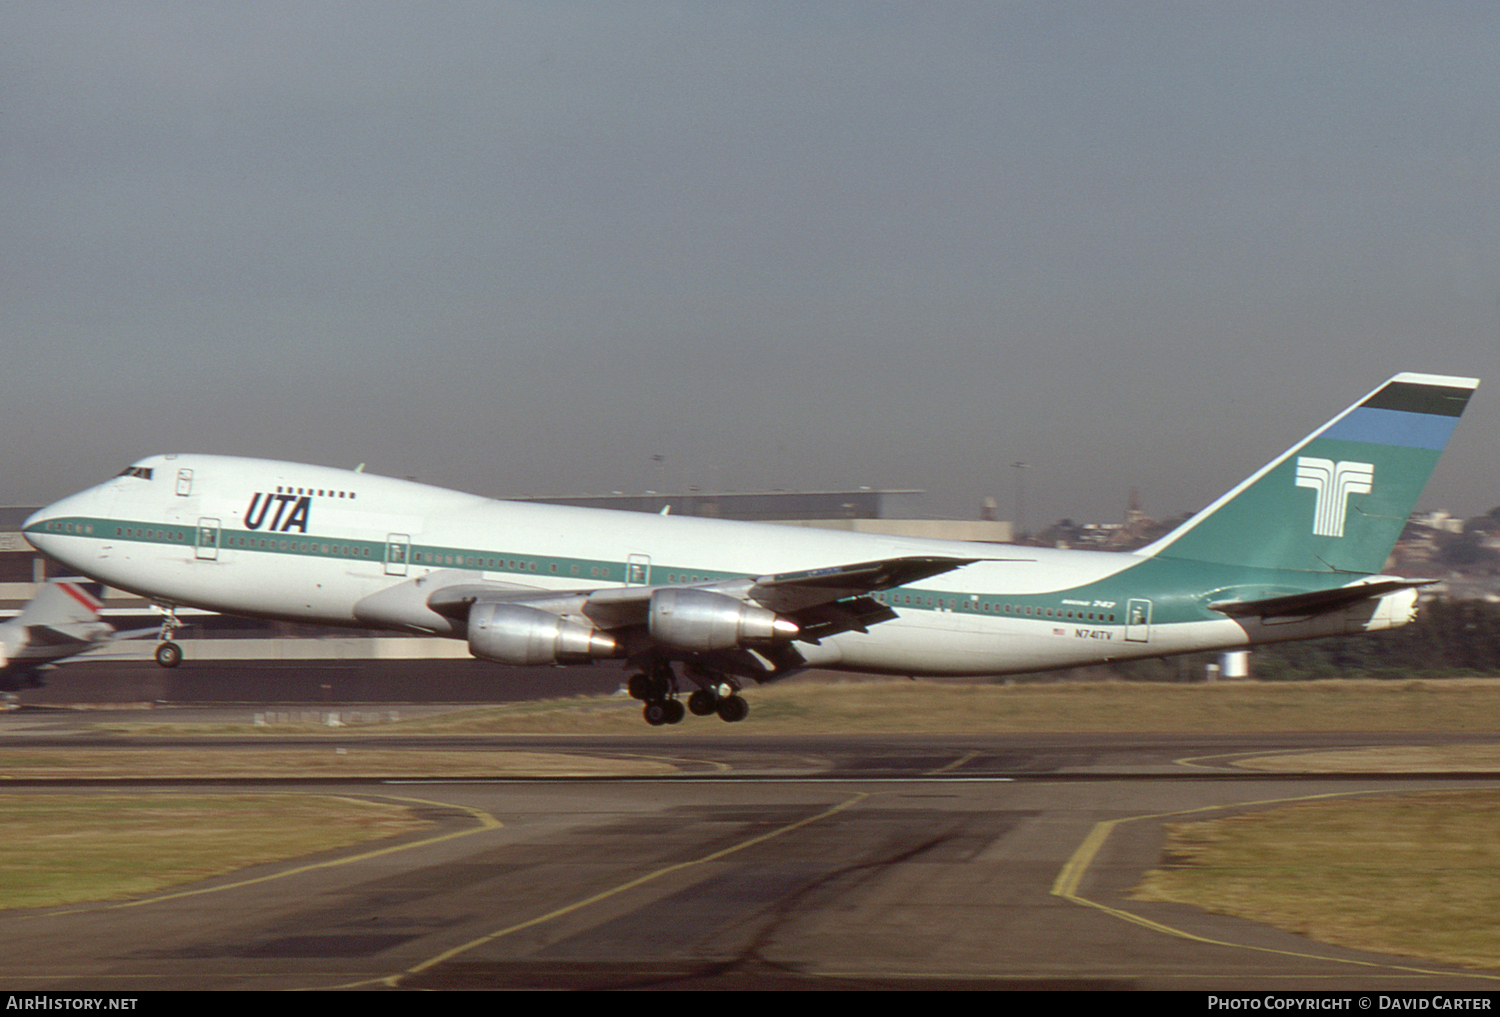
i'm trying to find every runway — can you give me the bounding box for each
[3,728,1500,990]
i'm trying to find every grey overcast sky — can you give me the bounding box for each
[4,2,1498,527]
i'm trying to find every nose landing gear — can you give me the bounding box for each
[153,605,183,669]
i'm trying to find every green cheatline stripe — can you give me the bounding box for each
[44,515,1376,627]
[27,515,1339,626]
[28,515,1136,621]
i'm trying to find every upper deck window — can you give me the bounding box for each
[117,466,154,480]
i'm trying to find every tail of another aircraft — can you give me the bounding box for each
[15,579,106,628]
[1138,372,1478,575]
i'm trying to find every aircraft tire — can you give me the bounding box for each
[627,673,653,700]
[645,669,672,699]
[716,695,749,723]
[643,701,669,726]
[687,689,718,716]
[155,642,182,669]
[663,699,685,724]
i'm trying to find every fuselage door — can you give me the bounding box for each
[1124,598,1152,643]
[385,534,410,577]
[195,518,220,561]
[626,553,651,586]
[176,469,193,496]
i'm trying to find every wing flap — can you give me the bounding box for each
[792,596,898,643]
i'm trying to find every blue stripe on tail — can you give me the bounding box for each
[1320,406,1462,450]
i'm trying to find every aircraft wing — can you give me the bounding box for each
[741,556,988,613]
[414,554,983,641]
[352,554,990,683]
[1207,579,1434,619]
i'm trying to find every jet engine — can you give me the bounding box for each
[468,603,618,666]
[648,588,799,652]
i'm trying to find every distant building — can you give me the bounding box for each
[514,489,1014,543]
[513,488,924,522]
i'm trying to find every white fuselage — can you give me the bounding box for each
[23,454,1400,678]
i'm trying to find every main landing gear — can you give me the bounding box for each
[626,662,749,726]
[153,605,183,669]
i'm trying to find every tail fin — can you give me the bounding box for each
[1138,372,1478,574]
[16,579,105,628]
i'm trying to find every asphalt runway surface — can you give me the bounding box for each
[12,657,630,705]
[4,719,1500,991]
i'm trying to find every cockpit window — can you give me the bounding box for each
[117,466,154,480]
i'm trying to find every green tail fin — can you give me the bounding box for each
[1140,372,1478,574]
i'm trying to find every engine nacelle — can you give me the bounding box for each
[468,603,619,665]
[648,588,799,653]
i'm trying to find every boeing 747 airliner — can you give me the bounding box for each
[23,373,1476,724]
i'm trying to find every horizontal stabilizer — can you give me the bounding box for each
[1208,579,1433,619]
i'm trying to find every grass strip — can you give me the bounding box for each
[0,746,675,779]
[1237,744,1500,772]
[1132,790,1500,969]
[0,794,427,909]
[92,677,1500,736]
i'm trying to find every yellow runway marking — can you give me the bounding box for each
[927,751,978,776]
[368,791,872,989]
[45,794,502,915]
[1052,786,1500,982]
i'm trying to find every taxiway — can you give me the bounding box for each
[1,725,1498,990]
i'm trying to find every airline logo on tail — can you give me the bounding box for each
[1295,457,1375,538]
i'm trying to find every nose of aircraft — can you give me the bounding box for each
[24,503,62,558]
[23,491,99,563]
[23,502,56,531]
